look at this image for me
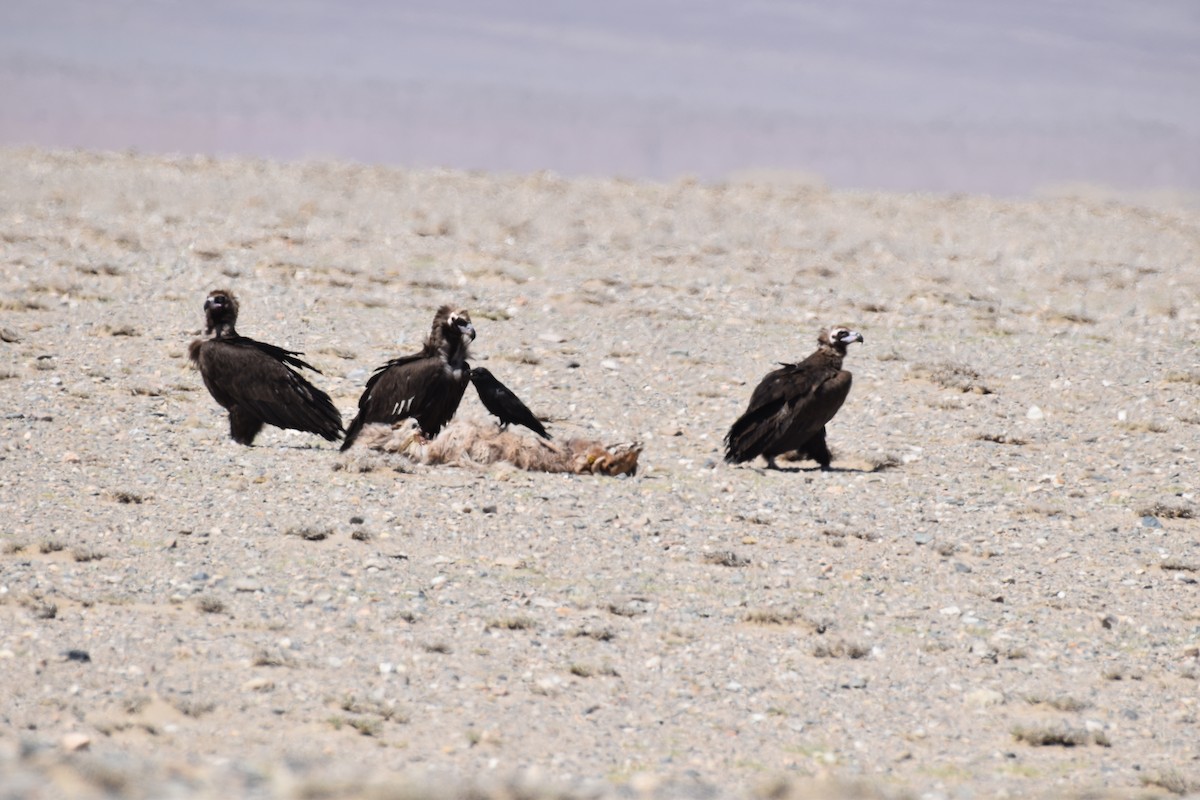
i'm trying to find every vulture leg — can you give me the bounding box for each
[230,407,265,446]
[805,426,833,470]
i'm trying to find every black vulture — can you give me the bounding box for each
[470,367,551,439]
[340,305,475,451]
[188,289,344,446]
[724,326,863,470]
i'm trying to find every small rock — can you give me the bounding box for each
[1026,405,1044,420]
[60,733,91,752]
[913,533,933,545]
[964,689,1005,709]
[608,597,654,617]
[64,649,91,663]
[1141,516,1162,529]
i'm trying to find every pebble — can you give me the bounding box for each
[60,733,90,752]
[964,689,1005,709]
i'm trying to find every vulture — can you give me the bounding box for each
[724,326,863,470]
[340,305,475,451]
[188,289,344,446]
[470,367,551,439]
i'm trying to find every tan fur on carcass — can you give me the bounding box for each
[357,419,640,476]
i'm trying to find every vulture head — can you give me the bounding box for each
[446,309,476,345]
[819,326,864,354]
[203,289,240,334]
[428,306,476,360]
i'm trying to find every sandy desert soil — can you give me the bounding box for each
[1,148,1199,799]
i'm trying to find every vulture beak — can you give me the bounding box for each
[462,322,477,343]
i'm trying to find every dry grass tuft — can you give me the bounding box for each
[976,432,1027,445]
[812,639,871,659]
[702,550,750,567]
[252,649,295,668]
[865,453,903,472]
[170,698,216,718]
[569,663,619,678]
[573,627,616,642]
[744,607,801,626]
[1012,722,1110,747]
[487,616,537,631]
[195,596,225,614]
[1024,694,1091,712]
[72,546,105,562]
[1140,770,1198,796]
[1138,499,1196,520]
[911,362,994,394]
[286,526,332,541]
[105,490,146,504]
[1118,419,1168,433]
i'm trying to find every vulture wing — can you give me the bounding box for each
[341,355,469,450]
[724,357,849,464]
[196,339,344,443]
[233,336,324,374]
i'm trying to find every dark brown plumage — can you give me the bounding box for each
[724,326,863,470]
[340,305,476,451]
[188,289,344,446]
[470,367,551,439]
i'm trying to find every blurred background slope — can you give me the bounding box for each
[1,0,1197,195]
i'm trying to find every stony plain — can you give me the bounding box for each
[1,148,1198,799]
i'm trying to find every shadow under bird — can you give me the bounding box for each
[188,289,344,446]
[724,326,863,470]
[340,305,476,451]
[470,366,551,439]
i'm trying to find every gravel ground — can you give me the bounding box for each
[1,148,1198,799]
